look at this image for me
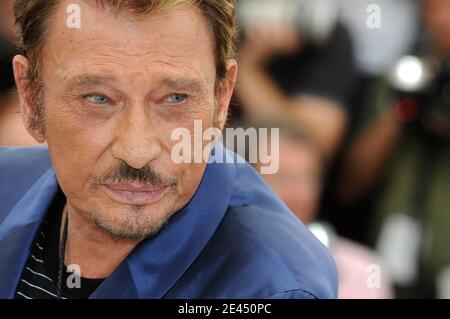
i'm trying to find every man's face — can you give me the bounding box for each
[424,0,450,58]
[263,138,322,225]
[15,1,236,239]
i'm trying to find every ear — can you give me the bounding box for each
[214,59,238,130]
[12,55,46,143]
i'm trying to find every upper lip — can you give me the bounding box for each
[104,183,166,192]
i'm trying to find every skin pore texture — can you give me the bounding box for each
[13,0,237,279]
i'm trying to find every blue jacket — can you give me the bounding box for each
[0,145,338,299]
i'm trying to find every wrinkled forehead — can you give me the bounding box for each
[41,0,216,89]
[48,0,213,56]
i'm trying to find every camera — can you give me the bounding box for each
[389,55,450,137]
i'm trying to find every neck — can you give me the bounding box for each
[61,203,141,279]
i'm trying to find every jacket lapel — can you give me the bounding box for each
[0,169,59,298]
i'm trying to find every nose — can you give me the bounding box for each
[111,103,162,169]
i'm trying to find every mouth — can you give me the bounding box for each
[101,182,171,206]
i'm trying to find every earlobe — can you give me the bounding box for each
[12,55,46,143]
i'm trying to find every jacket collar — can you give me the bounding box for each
[0,169,59,298]
[0,143,236,299]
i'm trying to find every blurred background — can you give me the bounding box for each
[2,0,450,298]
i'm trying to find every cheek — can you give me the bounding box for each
[163,103,216,153]
[155,108,216,210]
[174,162,207,207]
[46,112,110,163]
[44,106,112,198]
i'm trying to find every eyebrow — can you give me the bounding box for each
[64,73,207,95]
[65,74,117,89]
[158,77,206,95]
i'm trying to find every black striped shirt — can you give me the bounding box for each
[15,191,104,299]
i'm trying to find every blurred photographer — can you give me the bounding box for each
[337,0,450,298]
[254,121,393,299]
[234,0,356,159]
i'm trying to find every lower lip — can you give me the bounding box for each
[102,184,171,205]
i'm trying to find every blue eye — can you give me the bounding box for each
[166,93,187,104]
[85,94,110,105]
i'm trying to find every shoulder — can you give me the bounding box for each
[0,147,51,222]
[232,163,337,298]
[177,162,338,299]
[217,204,338,299]
[0,146,50,164]
[0,146,51,183]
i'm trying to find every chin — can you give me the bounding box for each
[88,202,176,241]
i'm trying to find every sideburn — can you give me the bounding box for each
[27,81,47,137]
